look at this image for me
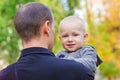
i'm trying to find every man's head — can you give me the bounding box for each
[14,2,54,50]
[59,16,88,52]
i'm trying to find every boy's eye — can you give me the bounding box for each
[73,34,79,36]
[61,35,68,38]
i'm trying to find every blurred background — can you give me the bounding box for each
[0,0,120,80]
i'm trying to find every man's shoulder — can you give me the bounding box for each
[0,66,10,80]
[0,63,16,80]
[55,58,94,73]
[0,67,7,80]
[53,58,94,79]
[54,58,83,68]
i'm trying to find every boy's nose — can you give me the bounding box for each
[68,36,73,41]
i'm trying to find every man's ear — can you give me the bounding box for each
[83,33,88,42]
[42,20,51,35]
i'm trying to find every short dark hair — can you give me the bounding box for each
[14,2,53,42]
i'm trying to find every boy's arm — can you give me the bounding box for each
[67,47,98,72]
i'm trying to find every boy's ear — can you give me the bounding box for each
[84,33,88,41]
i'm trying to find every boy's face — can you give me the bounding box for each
[59,24,87,52]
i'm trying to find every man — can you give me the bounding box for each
[0,2,94,80]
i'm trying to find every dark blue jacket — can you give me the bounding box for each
[0,47,94,80]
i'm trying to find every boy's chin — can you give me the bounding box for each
[67,49,76,53]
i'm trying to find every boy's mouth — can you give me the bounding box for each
[67,44,75,48]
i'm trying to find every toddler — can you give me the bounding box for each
[57,16,102,73]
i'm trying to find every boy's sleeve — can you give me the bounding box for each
[90,46,103,66]
[67,46,99,72]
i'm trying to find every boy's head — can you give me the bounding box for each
[59,16,88,52]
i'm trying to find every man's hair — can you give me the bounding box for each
[14,2,53,42]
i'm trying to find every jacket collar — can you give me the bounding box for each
[20,47,55,58]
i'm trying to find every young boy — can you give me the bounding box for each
[56,16,102,73]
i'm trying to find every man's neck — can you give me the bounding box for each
[23,39,48,49]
